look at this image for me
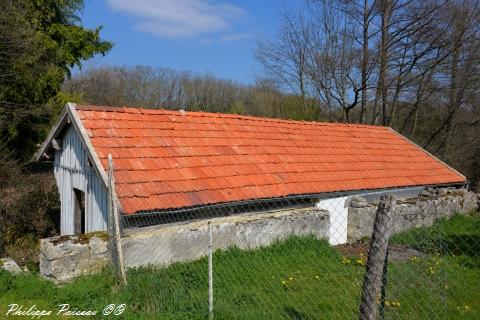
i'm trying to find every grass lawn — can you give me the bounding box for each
[0,213,478,319]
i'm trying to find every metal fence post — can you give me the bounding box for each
[379,246,389,320]
[359,195,395,320]
[208,222,214,320]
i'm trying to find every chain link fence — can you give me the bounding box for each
[109,182,479,319]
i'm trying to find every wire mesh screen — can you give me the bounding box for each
[114,186,479,319]
[386,194,479,320]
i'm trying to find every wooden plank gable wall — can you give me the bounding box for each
[54,125,108,234]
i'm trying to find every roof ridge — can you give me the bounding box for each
[75,104,387,129]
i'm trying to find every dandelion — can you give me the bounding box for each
[288,277,293,281]
[281,280,287,285]
[457,305,470,312]
[315,275,320,280]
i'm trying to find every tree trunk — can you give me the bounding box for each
[360,0,369,124]
[379,0,392,126]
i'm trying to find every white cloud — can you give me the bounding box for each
[106,0,246,38]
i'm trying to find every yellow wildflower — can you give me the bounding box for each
[356,259,365,266]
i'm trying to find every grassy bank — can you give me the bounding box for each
[1,213,479,319]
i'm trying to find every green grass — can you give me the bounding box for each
[388,213,480,320]
[1,213,479,319]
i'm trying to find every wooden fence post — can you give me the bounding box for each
[359,195,395,320]
[107,155,116,266]
[108,154,127,285]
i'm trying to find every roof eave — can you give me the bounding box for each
[124,181,468,216]
[33,104,70,162]
[34,102,109,188]
[66,102,109,186]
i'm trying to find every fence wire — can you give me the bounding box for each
[113,185,479,320]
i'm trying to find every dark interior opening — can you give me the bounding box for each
[122,196,319,229]
[73,188,86,234]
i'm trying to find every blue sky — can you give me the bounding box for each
[80,0,289,84]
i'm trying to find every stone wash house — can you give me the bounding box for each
[36,103,471,249]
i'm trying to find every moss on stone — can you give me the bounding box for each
[75,232,109,245]
[50,232,109,246]
[50,235,74,246]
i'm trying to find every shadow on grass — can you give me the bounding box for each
[443,235,480,257]
[284,306,310,320]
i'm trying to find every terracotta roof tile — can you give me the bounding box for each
[75,105,466,214]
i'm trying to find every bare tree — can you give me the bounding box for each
[422,0,480,153]
[318,0,379,122]
[255,6,311,115]
[307,0,363,122]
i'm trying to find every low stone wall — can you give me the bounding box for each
[38,188,477,282]
[347,189,478,243]
[39,232,109,284]
[122,207,329,268]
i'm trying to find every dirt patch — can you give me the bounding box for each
[388,245,428,262]
[335,242,426,262]
[335,242,369,257]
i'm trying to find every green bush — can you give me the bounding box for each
[0,154,59,267]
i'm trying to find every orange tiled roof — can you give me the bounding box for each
[76,105,465,214]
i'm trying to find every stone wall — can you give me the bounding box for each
[39,232,109,284]
[122,207,329,268]
[38,187,477,282]
[347,188,478,243]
